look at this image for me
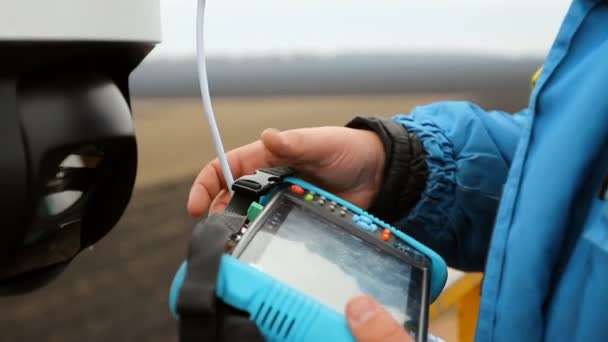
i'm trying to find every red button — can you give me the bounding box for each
[382,229,392,242]
[290,185,306,195]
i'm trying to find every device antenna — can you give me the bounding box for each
[196,0,235,191]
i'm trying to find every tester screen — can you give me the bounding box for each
[239,197,425,328]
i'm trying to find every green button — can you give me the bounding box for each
[247,202,264,222]
[305,194,315,202]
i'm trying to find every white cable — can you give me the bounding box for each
[197,0,235,192]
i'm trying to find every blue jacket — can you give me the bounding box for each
[393,1,608,340]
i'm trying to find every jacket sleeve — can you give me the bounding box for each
[352,101,527,271]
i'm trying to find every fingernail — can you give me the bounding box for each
[262,128,280,139]
[276,130,287,143]
[261,128,285,147]
[347,297,380,326]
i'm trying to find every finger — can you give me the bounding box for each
[209,189,232,213]
[261,127,346,169]
[188,141,265,217]
[188,159,230,217]
[346,296,413,342]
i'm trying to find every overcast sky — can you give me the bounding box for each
[153,0,571,59]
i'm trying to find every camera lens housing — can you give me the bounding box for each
[0,42,153,294]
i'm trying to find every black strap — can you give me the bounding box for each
[225,167,295,216]
[178,213,252,342]
[177,167,294,342]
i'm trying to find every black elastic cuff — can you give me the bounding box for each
[346,116,427,222]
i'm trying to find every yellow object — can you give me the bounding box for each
[456,279,482,342]
[531,67,543,89]
[430,273,483,342]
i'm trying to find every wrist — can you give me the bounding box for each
[358,128,386,206]
[346,116,428,222]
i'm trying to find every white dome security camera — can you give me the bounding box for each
[0,0,161,294]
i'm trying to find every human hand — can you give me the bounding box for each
[187,127,386,216]
[346,296,414,342]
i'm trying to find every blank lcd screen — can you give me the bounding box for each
[238,197,425,329]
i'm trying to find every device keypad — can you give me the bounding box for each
[352,214,379,233]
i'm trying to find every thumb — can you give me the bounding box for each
[261,127,344,166]
[260,128,296,159]
[346,296,414,342]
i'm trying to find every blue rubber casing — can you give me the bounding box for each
[170,177,448,342]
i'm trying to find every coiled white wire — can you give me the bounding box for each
[197,0,235,191]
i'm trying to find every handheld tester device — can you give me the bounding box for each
[171,168,447,342]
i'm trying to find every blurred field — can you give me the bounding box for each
[132,95,466,187]
[0,95,466,342]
